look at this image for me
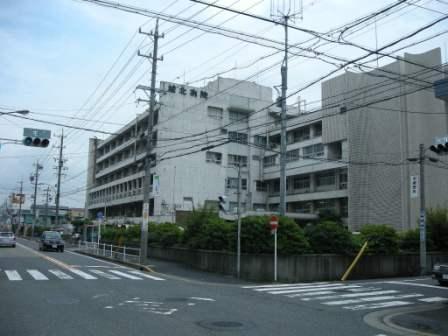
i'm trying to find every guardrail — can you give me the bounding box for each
[78,241,141,264]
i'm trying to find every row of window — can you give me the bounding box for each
[207,106,248,122]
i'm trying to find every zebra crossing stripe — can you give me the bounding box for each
[344,300,412,311]
[243,282,329,289]
[89,270,121,280]
[27,270,48,280]
[300,290,399,301]
[254,283,336,292]
[48,269,73,280]
[287,291,336,298]
[5,270,22,281]
[128,270,165,281]
[108,270,143,280]
[324,293,424,306]
[419,297,448,303]
[68,269,97,280]
[268,284,361,295]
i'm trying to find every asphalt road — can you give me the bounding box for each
[1,239,447,336]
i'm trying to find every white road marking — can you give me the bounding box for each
[27,270,48,280]
[68,269,97,280]
[190,297,216,301]
[324,293,423,306]
[419,297,448,302]
[243,282,329,289]
[268,284,361,295]
[48,269,73,280]
[108,270,143,280]
[383,281,448,290]
[301,290,399,301]
[344,301,412,311]
[255,283,343,292]
[89,270,121,280]
[5,270,22,281]
[287,291,335,298]
[127,270,165,281]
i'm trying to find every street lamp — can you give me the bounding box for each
[0,110,30,116]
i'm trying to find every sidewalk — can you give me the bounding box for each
[390,304,448,336]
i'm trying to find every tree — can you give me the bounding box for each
[149,223,183,248]
[305,221,355,254]
[399,228,434,253]
[360,224,399,255]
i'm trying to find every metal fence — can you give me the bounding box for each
[78,241,141,264]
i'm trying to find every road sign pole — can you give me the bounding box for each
[274,230,278,282]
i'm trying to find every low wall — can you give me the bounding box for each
[148,246,448,282]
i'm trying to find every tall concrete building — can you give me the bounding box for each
[85,48,448,231]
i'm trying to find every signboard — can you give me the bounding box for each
[153,175,160,197]
[10,193,25,204]
[96,211,104,221]
[143,202,149,221]
[23,128,51,139]
[270,215,279,234]
[410,176,419,199]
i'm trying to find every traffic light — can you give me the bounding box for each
[218,195,227,213]
[429,142,448,155]
[23,128,51,148]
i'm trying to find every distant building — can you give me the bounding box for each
[85,48,448,231]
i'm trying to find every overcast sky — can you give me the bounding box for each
[1,0,447,209]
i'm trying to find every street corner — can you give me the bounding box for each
[364,303,448,336]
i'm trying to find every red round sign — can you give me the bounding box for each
[270,215,279,230]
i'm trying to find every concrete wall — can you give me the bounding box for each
[148,246,448,282]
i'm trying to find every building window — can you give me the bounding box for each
[228,131,248,144]
[252,155,260,161]
[286,149,300,162]
[206,151,222,164]
[316,171,336,187]
[226,178,247,190]
[303,143,324,158]
[314,121,322,137]
[254,135,267,147]
[339,171,348,189]
[340,198,348,217]
[207,106,223,120]
[293,176,310,190]
[253,203,266,211]
[256,180,267,192]
[228,154,247,167]
[263,155,277,167]
[229,110,247,122]
[288,126,310,144]
[315,199,336,213]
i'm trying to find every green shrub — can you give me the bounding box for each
[427,207,448,251]
[399,228,434,253]
[305,221,355,254]
[360,224,399,255]
[149,223,183,248]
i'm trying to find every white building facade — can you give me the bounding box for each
[85,48,448,231]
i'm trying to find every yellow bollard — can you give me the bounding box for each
[341,241,368,281]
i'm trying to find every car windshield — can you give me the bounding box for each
[44,232,61,239]
[0,232,14,237]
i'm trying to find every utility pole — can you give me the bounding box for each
[236,163,242,278]
[44,185,51,226]
[31,161,43,237]
[54,129,65,227]
[138,19,164,265]
[418,144,427,275]
[17,180,23,235]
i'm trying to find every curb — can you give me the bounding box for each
[364,304,446,336]
[74,250,155,273]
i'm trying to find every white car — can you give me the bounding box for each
[0,232,16,247]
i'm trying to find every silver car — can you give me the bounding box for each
[0,232,16,247]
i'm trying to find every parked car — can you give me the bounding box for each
[39,231,64,252]
[432,263,448,286]
[0,232,16,247]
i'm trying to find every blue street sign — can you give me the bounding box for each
[96,211,104,220]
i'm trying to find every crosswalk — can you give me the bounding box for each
[243,282,447,311]
[0,268,165,282]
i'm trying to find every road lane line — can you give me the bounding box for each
[69,269,97,280]
[89,270,121,280]
[344,300,412,311]
[419,297,448,302]
[5,270,22,281]
[255,283,346,292]
[324,293,423,306]
[128,270,165,281]
[27,270,49,280]
[48,269,73,280]
[268,285,361,295]
[108,270,143,280]
[301,290,399,301]
[16,242,72,270]
[243,282,329,289]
